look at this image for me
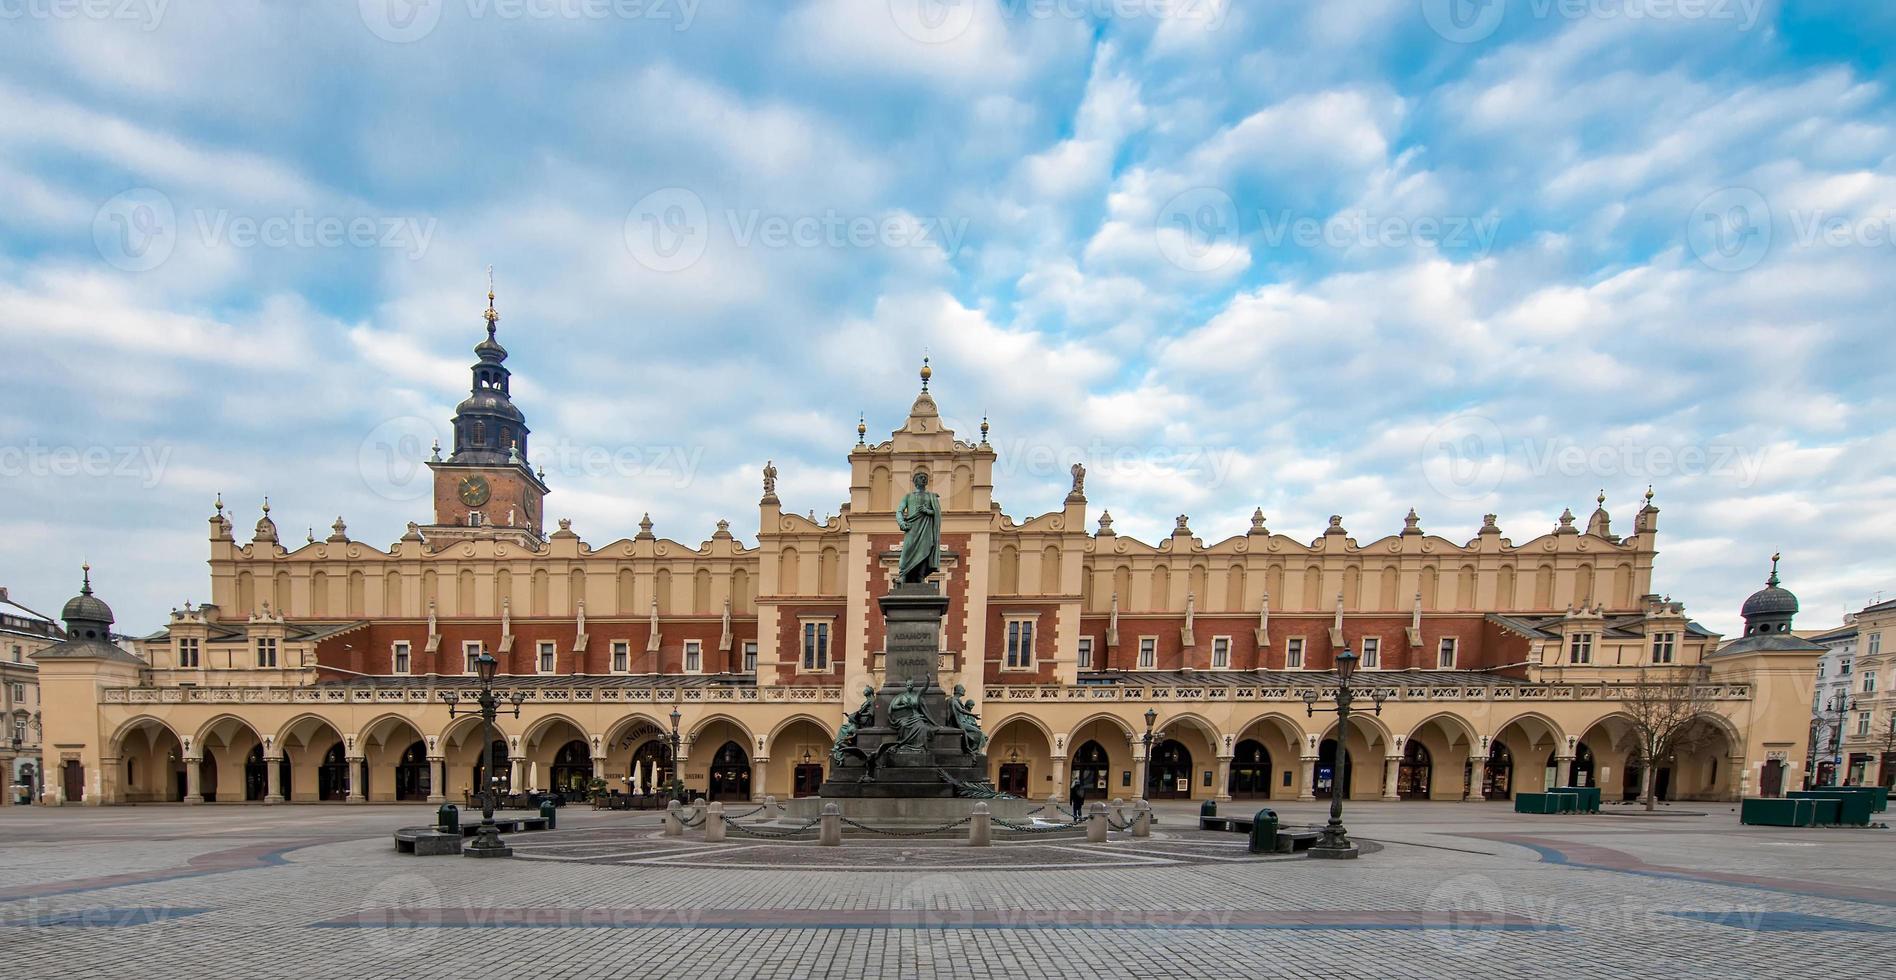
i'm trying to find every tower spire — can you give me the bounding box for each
[485,265,499,337]
[1767,551,1781,587]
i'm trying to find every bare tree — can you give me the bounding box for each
[1620,666,1717,810]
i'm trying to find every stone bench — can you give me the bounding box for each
[393,828,463,856]
[1197,816,1322,853]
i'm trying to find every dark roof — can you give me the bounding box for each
[1482,613,1714,641]
[1712,632,1826,657]
[31,635,144,665]
[1741,585,1799,619]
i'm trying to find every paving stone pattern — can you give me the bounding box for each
[1,800,1890,979]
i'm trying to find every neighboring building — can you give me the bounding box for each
[0,585,58,804]
[1832,598,1895,786]
[35,294,1824,806]
[1809,620,1857,786]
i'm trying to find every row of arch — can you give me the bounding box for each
[1083,561,1639,614]
[102,706,1743,805]
[983,708,1744,804]
[234,565,759,620]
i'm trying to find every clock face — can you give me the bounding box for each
[458,475,491,507]
[521,490,538,521]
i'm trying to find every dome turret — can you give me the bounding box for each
[1740,553,1799,635]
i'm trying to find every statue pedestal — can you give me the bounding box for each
[817,583,990,799]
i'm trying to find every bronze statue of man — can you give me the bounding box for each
[895,470,941,584]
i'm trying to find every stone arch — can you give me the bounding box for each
[1156,711,1224,754]
[521,712,590,750]
[1491,711,1570,797]
[986,714,1056,797]
[694,568,712,614]
[1039,545,1061,594]
[869,465,893,512]
[779,547,801,595]
[1493,710,1568,752]
[766,712,834,747]
[950,463,972,510]
[1065,711,1137,746]
[112,715,186,804]
[765,714,834,798]
[1067,712,1137,800]
[686,713,757,750]
[1405,711,1482,800]
[602,712,671,752]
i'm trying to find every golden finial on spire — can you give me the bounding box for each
[261,496,270,515]
[856,412,866,446]
[1597,489,1606,506]
[920,354,931,391]
[484,265,499,327]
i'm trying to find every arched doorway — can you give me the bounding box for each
[1072,740,1109,802]
[1484,742,1514,799]
[243,745,272,802]
[550,740,593,796]
[472,739,510,798]
[1571,743,1596,788]
[1315,739,1354,800]
[395,740,431,801]
[627,740,673,795]
[1145,739,1193,800]
[1398,741,1432,799]
[200,750,221,802]
[318,743,349,801]
[708,741,751,802]
[1229,739,1273,799]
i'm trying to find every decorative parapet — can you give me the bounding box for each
[103,684,842,705]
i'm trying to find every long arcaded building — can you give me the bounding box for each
[33,294,1822,807]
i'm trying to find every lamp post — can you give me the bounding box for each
[1825,691,1858,786]
[668,706,683,802]
[1302,648,1385,860]
[441,651,525,857]
[1139,707,1164,798]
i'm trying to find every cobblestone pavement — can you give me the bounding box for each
[1,799,1890,979]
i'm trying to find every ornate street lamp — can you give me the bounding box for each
[668,706,683,802]
[441,651,525,857]
[1140,707,1165,796]
[1826,691,1859,786]
[1302,647,1385,860]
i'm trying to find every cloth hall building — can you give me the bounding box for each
[35,297,1822,808]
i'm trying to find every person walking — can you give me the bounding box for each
[1069,773,1086,820]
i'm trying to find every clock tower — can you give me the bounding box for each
[424,275,550,546]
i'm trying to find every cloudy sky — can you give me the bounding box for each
[3,0,1892,636]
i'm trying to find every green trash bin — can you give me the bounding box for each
[1200,800,1218,819]
[539,798,558,831]
[1248,809,1279,854]
[437,803,459,833]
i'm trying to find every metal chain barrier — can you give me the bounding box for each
[726,805,767,820]
[839,816,973,837]
[725,817,823,839]
[1105,813,1134,831]
[992,817,1084,834]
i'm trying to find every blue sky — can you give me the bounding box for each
[2,0,1892,636]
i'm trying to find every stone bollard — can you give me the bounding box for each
[664,799,683,837]
[705,801,726,843]
[969,802,991,847]
[764,794,778,817]
[1087,802,1109,843]
[1132,799,1152,838]
[819,803,842,846]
